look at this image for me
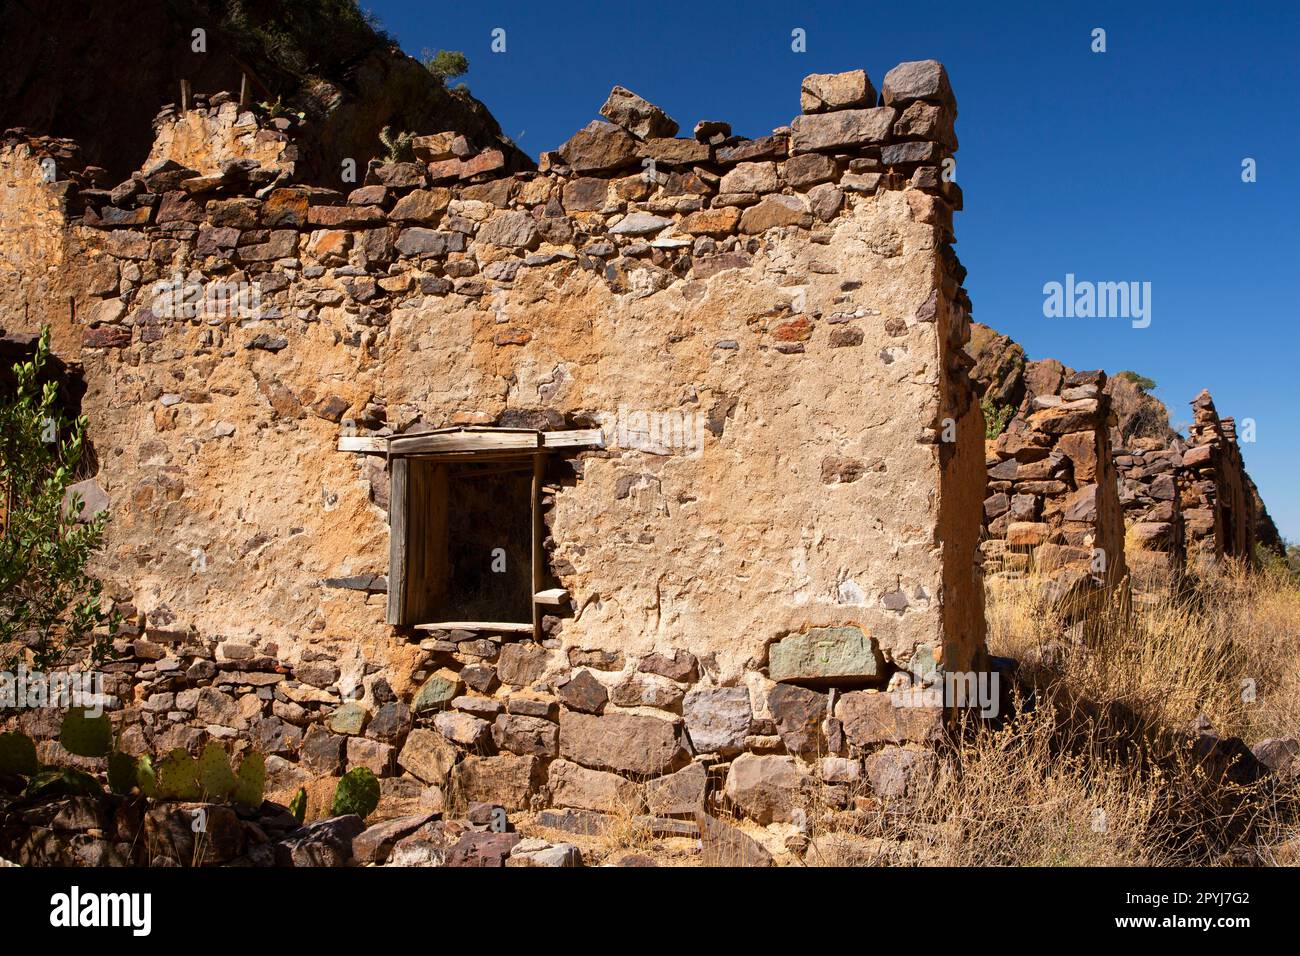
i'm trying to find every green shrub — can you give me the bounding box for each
[981,396,1014,439]
[423,48,469,83]
[0,328,116,670]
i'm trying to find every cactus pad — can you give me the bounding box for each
[59,707,112,758]
[288,787,307,824]
[156,748,200,800]
[107,750,138,795]
[136,755,158,798]
[0,731,38,776]
[233,751,266,806]
[197,742,237,800]
[331,767,380,820]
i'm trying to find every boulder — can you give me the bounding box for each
[558,120,639,174]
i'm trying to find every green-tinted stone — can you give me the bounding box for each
[326,702,370,735]
[768,626,883,683]
[412,672,462,713]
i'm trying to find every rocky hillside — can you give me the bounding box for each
[0,0,529,184]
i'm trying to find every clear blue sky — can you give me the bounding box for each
[368,0,1300,539]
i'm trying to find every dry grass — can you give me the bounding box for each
[803,561,1300,866]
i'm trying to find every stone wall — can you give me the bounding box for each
[0,63,988,824]
[1182,390,1257,568]
[979,361,1128,617]
[1113,437,1185,591]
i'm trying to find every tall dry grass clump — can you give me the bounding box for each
[805,561,1300,866]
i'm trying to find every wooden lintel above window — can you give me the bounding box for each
[336,426,604,457]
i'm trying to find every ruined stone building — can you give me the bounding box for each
[967,325,1279,602]
[2,60,996,820]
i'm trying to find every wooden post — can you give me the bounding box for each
[386,456,409,626]
[239,72,249,108]
[531,453,545,641]
[180,79,191,113]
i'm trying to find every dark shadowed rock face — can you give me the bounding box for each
[0,0,529,184]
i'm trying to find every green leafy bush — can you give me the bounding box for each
[1116,370,1157,392]
[0,328,115,670]
[423,48,468,83]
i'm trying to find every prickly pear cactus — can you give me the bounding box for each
[288,787,307,824]
[197,742,237,800]
[136,755,158,798]
[331,767,380,820]
[0,731,38,776]
[156,748,200,800]
[107,751,138,795]
[59,707,112,758]
[25,767,102,798]
[232,751,265,806]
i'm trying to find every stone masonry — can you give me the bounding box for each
[979,360,1128,617]
[1,63,987,825]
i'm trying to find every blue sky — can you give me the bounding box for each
[368,0,1299,538]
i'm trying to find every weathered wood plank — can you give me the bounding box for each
[385,457,409,625]
[534,588,570,606]
[388,431,541,455]
[413,621,534,633]
[541,428,605,449]
[337,436,387,452]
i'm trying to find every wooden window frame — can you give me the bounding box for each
[337,427,600,640]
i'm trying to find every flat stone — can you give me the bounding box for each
[768,626,883,684]
[497,643,551,687]
[559,710,686,776]
[644,761,707,816]
[695,811,774,867]
[450,754,542,811]
[739,195,811,233]
[865,745,935,798]
[768,683,828,756]
[723,753,808,824]
[507,838,582,867]
[274,815,365,867]
[548,758,643,813]
[554,670,608,713]
[491,713,559,757]
[800,69,876,113]
[682,686,751,755]
[433,711,490,748]
[478,211,539,248]
[610,212,673,236]
[718,161,778,195]
[397,729,458,785]
[790,107,896,153]
[351,813,436,864]
[835,690,944,747]
[412,671,462,713]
